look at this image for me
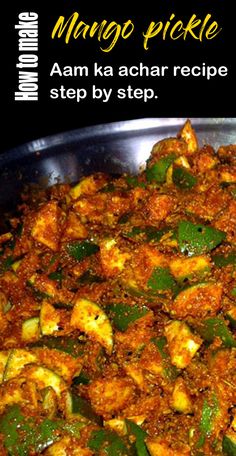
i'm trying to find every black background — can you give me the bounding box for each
[2,0,235,152]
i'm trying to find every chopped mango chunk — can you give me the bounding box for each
[166,155,190,184]
[178,119,198,154]
[145,193,175,223]
[34,347,82,382]
[164,320,202,369]
[172,282,223,318]
[45,436,92,455]
[31,201,61,251]
[22,317,40,343]
[3,349,37,381]
[0,232,13,244]
[88,377,135,417]
[140,342,164,375]
[146,437,191,456]
[171,377,193,413]
[0,351,9,383]
[68,174,107,201]
[70,298,113,354]
[100,238,130,278]
[124,363,146,390]
[62,211,88,240]
[40,300,60,335]
[169,255,211,280]
[104,418,127,436]
[23,365,67,397]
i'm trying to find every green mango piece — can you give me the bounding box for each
[178,221,226,256]
[231,287,236,297]
[125,420,149,456]
[67,241,99,261]
[109,303,149,332]
[146,153,176,183]
[151,337,179,380]
[222,434,236,456]
[147,267,177,292]
[126,176,146,188]
[125,226,145,238]
[0,255,15,273]
[197,318,236,348]
[70,393,102,425]
[48,271,63,282]
[196,394,219,449]
[226,306,236,329]
[212,253,236,267]
[173,166,197,189]
[0,405,84,455]
[73,371,90,385]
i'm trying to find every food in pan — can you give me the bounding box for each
[0,120,236,455]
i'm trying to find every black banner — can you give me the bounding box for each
[2,0,235,151]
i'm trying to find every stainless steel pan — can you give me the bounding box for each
[1,118,235,216]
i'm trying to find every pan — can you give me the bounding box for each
[0,118,236,217]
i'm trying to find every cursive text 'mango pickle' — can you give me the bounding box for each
[51,12,222,52]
